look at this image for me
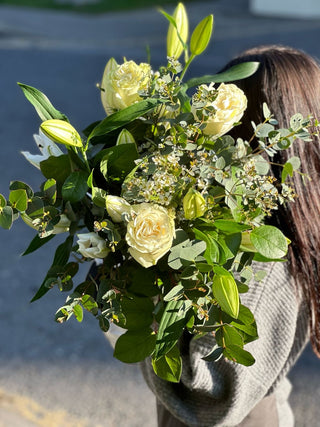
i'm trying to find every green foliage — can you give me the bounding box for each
[2,2,315,384]
[113,328,157,363]
[152,345,182,383]
[18,83,68,122]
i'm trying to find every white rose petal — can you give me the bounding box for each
[204,83,247,137]
[125,203,175,268]
[192,83,247,139]
[101,60,151,115]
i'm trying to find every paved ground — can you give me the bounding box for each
[1,0,320,425]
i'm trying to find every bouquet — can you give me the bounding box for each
[0,3,313,383]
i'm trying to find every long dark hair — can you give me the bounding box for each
[222,45,320,357]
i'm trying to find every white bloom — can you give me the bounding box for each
[101,59,151,115]
[105,195,131,223]
[193,83,247,139]
[77,232,110,259]
[21,130,63,169]
[126,203,175,268]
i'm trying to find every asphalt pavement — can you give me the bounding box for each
[1,0,320,425]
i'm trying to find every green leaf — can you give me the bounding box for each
[117,296,154,330]
[73,304,84,322]
[164,284,185,302]
[202,345,224,362]
[223,345,255,366]
[180,240,206,261]
[0,194,6,208]
[25,197,44,219]
[186,62,260,88]
[99,143,138,182]
[18,83,68,122]
[92,186,107,208]
[193,228,220,265]
[98,315,110,332]
[290,113,304,131]
[213,220,249,234]
[40,154,71,184]
[0,206,13,229]
[43,179,57,204]
[218,233,241,261]
[250,225,288,259]
[190,14,214,56]
[22,233,55,256]
[81,294,98,315]
[219,324,243,347]
[9,189,28,211]
[253,155,270,175]
[31,235,74,302]
[281,157,301,183]
[87,99,163,143]
[212,266,239,318]
[62,171,88,203]
[113,328,156,363]
[152,345,182,383]
[154,300,191,360]
[9,181,34,198]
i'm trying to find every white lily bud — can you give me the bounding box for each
[116,129,136,145]
[41,120,82,148]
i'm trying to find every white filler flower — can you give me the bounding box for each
[21,130,63,169]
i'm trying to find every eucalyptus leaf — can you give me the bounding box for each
[0,206,13,229]
[164,284,185,302]
[9,189,28,212]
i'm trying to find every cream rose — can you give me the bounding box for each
[77,232,110,259]
[126,203,175,268]
[200,83,247,138]
[101,58,151,115]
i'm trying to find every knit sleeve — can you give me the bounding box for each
[140,262,309,427]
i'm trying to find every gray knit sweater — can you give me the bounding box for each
[141,262,309,426]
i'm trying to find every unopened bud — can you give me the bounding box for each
[41,120,82,148]
[183,189,206,220]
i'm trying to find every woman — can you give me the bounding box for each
[141,46,320,426]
